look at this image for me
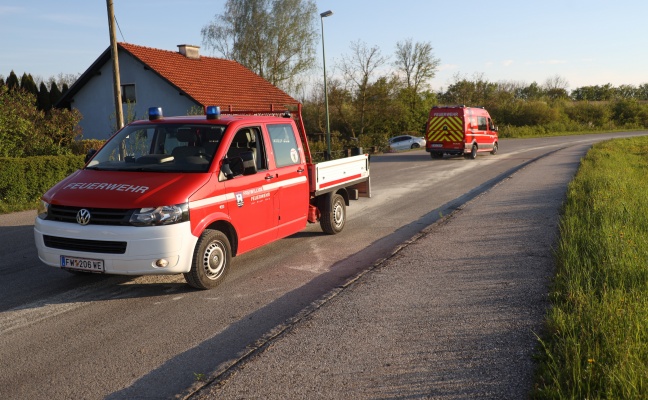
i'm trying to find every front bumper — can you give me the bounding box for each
[34,219,198,275]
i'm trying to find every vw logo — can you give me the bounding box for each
[76,209,91,225]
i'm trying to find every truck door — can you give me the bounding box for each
[487,117,497,149]
[475,116,486,145]
[223,126,277,252]
[266,123,309,238]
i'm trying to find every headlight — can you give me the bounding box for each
[129,203,189,226]
[37,200,50,219]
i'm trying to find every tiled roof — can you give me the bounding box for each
[119,42,298,111]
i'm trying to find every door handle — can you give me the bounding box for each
[297,167,304,173]
[265,174,275,180]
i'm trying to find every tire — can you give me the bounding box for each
[411,143,420,149]
[184,229,231,290]
[490,142,498,155]
[466,144,477,159]
[431,152,443,159]
[319,193,346,234]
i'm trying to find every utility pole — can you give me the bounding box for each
[106,0,124,130]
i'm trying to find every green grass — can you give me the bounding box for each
[533,136,648,398]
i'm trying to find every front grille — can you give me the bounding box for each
[43,235,127,254]
[48,205,133,225]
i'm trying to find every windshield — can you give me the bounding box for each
[86,123,225,172]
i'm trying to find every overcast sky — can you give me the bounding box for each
[1,0,646,92]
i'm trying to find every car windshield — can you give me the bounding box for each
[86,123,225,172]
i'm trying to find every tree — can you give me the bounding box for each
[543,75,569,100]
[201,0,318,93]
[20,73,38,98]
[6,71,19,91]
[393,39,440,94]
[440,73,498,107]
[339,40,389,137]
[393,39,440,130]
[37,82,52,112]
[49,81,62,107]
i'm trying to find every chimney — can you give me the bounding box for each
[177,44,200,60]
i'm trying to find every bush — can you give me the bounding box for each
[564,101,612,128]
[69,139,106,156]
[0,85,82,157]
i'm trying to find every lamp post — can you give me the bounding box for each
[320,10,333,160]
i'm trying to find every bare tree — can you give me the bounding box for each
[543,74,570,100]
[339,40,389,137]
[201,0,318,93]
[393,38,440,93]
[543,74,569,91]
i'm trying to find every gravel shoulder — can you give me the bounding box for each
[195,145,585,399]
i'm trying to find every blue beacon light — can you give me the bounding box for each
[205,106,220,120]
[148,107,163,120]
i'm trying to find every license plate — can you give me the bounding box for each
[430,143,443,148]
[60,255,105,272]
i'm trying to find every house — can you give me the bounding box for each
[57,43,299,140]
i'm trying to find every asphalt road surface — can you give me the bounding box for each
[1,131,646,399]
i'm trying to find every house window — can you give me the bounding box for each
[121,84,136,103]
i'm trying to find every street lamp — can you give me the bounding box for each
[320,10,333,160]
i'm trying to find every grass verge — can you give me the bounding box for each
[533,136,648,398]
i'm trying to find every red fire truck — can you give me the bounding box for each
[34,105,370,289]
[425,105,498,159]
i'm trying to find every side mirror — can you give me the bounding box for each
[84,149,97,164]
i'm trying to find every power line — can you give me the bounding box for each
[114,16,125,42]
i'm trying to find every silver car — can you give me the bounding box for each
[389,135,426,151]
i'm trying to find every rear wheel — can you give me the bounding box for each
[184,229,231,290]
[431,152,443,159]
[319,193,346,234]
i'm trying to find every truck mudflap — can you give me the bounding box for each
[308,154,371,197]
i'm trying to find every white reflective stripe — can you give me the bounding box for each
[189,176,307,209]
[190,193,233,209]
[264,176,307,190]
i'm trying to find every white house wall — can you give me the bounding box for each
[72,49,199,140]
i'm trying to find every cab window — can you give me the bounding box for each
[477,116,488,131]
[267,124,301,167]
[227,127,267,171]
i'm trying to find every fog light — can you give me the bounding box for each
[155,259,169,268]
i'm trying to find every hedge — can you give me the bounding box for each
[0,155,84,211]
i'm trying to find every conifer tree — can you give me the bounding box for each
[6,71,19,91]
[49,81,62,107]
[38,81,52,112]
[20,73,38,97]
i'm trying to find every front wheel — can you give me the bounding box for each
[465,144,477,159]
[490,142,498,155]
[184,229,231,290]
[319,193,346,234]
[411,143,420,149]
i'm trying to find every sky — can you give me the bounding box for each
[1,0,646,93]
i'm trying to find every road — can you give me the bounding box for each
[0,132,645,399]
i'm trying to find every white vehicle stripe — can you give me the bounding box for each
[189,176,307,209]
